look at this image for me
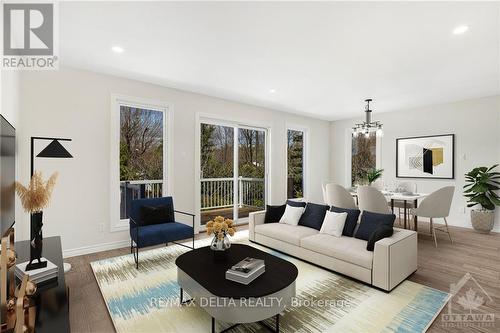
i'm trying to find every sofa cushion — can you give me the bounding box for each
[367,225,394,251]
[330,206,361,237]
[298,203,330,230]
[320,211,347,237]
[254,223,318,246]
[286,200,307,208]
[300,234,373,269]
[264,205,286,223]
[279,205,305,226]
[355,211,396,241]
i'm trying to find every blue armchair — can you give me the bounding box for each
[129,197,195,269]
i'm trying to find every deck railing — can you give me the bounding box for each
[120,178,265,219]
[120,180,163,219]
[201,177,265,210]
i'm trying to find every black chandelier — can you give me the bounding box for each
[352,99,383,138]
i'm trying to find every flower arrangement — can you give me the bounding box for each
[15,172,58,213]
[206,216,236,240]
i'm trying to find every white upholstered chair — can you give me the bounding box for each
[372,179,385,191]
[321,180,333,204]
[357,186,392,214]
[325,184,357,209]
[412,186,454,247]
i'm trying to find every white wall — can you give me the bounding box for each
[330,95,500,231]
[1,71,20,127]
[16,67,331,255]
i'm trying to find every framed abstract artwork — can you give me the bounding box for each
[396,134,454,179]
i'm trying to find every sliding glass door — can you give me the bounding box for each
[237,127,266,219]
[200,122,267,226]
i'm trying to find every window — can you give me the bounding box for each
[119,106,165,219]
[111,95,171,231]
[351,132,376,186]
[287,129,305,199]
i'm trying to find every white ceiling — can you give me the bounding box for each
[60,1,500,121]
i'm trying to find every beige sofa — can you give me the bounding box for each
[249,210,417,291]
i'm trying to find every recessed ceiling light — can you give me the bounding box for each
[111,46,124,53]
[453,25,469,35]
[269,89,276,94]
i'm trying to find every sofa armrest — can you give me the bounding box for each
[372,228,417,291]
[248,210,266,241]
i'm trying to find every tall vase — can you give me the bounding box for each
[26,211,47,271]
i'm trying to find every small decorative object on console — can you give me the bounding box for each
[15,172,58,271]
[226,257,265,285]
[206,216,236,252]
[15,257,59,284]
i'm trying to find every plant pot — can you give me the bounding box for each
[471,210,495,234]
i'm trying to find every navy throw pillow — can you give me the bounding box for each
[355,211,396,241]
[366,225,394,251]
[264,205,286,223]
[330,206,361,237]
[139,205,172,226]
[286,200,307,208]
[298,203,330,230]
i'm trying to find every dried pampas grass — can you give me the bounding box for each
[15,172,58,213]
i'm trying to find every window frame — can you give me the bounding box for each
[285,125,309,201]
[110,94,173,232]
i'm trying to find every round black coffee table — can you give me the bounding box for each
[175,244,298,333]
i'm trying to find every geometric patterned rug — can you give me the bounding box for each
[90,231,450,333]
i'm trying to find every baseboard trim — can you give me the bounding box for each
[63,239,130,258]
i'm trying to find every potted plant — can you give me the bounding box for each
[206,216,236,252]
[15,172,58,269]
[464,165,500,233]
[366,168,384,186]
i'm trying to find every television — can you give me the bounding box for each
[0,115,15,237]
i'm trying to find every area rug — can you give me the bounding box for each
[91,231,449,333]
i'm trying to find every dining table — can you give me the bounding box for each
[350,191,428,231]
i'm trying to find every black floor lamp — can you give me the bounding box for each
[27,136,72,271]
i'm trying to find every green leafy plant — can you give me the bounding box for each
[464,164,500,210]
[366,168,384,185]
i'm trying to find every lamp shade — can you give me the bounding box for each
[36,140,73,158]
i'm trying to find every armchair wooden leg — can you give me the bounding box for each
[444,217,453,244]
[431,218,438,247]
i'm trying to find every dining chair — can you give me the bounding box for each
[372,179,385,191]
[325,184,357,209]
[357,185,392,214]
[411,186,454,247]
[321,180,334,204]
[393,181,418,224]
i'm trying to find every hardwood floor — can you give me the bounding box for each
[65,221,500,333]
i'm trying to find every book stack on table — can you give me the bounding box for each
[15,258,59,284]
[226,257,265,285]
